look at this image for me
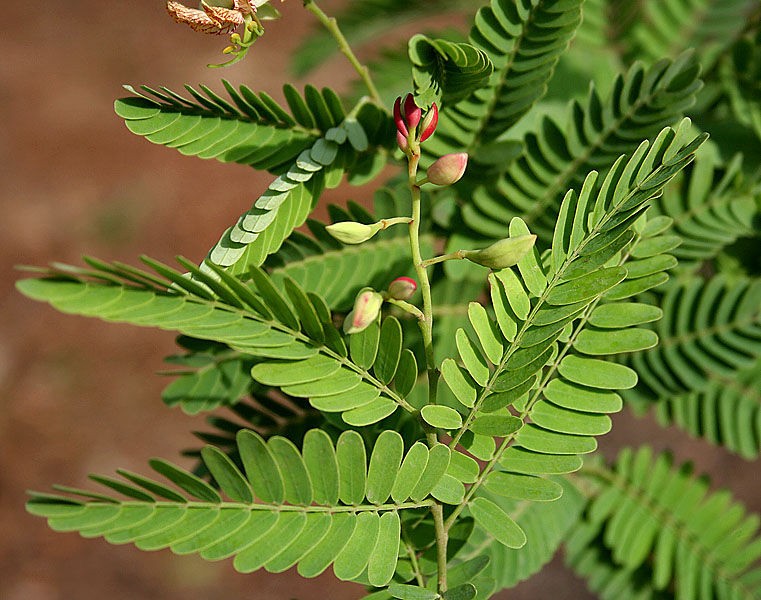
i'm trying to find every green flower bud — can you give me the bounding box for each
[326,221,381,245]
[344,288,384,334]
[462,234,537,270]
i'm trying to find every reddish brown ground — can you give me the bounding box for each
[1,1,758,599]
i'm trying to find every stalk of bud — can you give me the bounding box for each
[462,234,537,269]
[387,277,417,300]
[344,288,384,334]
[426,153,468,186]
[326,221,381,245]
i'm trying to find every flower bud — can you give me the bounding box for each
[397,130,409,152]
[426,153,468,186]
[344,288,384,334]
[462,234,537,270]
[387,276,417,300]
[326,221,381,245]
[403,94,422,129]
[393,96,408,137]
[419,103,438,142]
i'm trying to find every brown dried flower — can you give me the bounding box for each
[166,0,255,35]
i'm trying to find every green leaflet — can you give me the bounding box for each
[469,497,526,549]
[26,429,447,587]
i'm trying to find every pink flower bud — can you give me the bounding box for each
[344,289,384,334]
[426,153,468,186]
[404,94,422,129]
[397,130,409,152]
[419,103,438,142]
[393,96,408,137]
[387,277,417,300]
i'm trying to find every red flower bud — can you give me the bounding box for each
[419,103,438,142]
[404,94,422,129]
[387,276,417,300]
[393,96,408,137]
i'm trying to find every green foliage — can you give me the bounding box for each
[17,0,761,598]
[568,447,761,599]
[161,338,256,414]
[117,84,392,275]
[116,83,355,173]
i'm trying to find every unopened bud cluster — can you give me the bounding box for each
[394,94,438,153]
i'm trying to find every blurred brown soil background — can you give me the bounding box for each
[0,1,758,599]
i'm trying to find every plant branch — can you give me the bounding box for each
[407,149,447,592]
[302,0,383,105]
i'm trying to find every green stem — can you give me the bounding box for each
[302,0,383,105]
[421,250,466,268]
[406,151,447,593]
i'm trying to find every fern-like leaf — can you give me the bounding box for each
[431,122,705,548]
[651,151,758,265]
[15,257,418,425]
[459,52,702,243]
[409,35,494,107]
[571,446,761,599]
[161,338,256,414]
[628,275,761,397]
[459,477,586,592]
[292,0,480,76]
[27,429,453,587]
[117,83,352,173]
[619,0,757,69]
[652,359,761,459]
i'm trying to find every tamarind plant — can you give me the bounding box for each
[17,0,761,598]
